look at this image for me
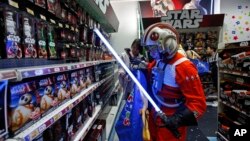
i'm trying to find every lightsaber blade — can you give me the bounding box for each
[94,28,161,112]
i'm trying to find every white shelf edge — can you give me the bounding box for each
[104,92,124,141]
[72,105,102,141]
[14,60,115,80]
[11,75,113,141]
[216,131,229,141]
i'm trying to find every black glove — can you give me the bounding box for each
[157,106,198,138]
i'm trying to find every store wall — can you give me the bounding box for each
[110,1,139,54]
[221,0,250,43]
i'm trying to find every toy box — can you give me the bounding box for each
[47,24,57,59]
[36,19,48,59]
[8,81,40,136]
[36,77,58,117]
[47,0,56,14]
[0,6,22,59]
[70,71,80,98]
[66,109,75,140]
[20,13,37,58]
[35,0,46,8]
[78,69,87,91]
[0,80,8,138]
[72,104,83,133]
[54,73,70,105]
[85,67,94,87]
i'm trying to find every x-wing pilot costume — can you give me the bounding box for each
[142,23,206,141]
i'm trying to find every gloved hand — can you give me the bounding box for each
[157,106,198,138]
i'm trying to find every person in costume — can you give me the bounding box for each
[142,22,206,141]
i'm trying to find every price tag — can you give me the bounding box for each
[9,0,19,8]
[26,8,34,15]
[67,65,71,70]
[40,14,46,21]
[69,104,74,109]
[35,70,43,76]
[54,112,62,121]
[50,19,56,24]
[30,129,39,140]
[59,23,63,28]
[38,124,47,133]
[54,68,60,72]
[66,24,69,28]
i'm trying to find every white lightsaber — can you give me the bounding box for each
[94,28,161,112]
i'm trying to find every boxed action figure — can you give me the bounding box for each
[36,77,58,117]
[47,24,57,59]
[8,81,41,136]
[78,69,87,91]
[36,19,48,58]
[70,71,80,98]
[47,0,56,14]
[54,73,70,105]
[20,13,37,58]
[0,80,8,138]
[0,6,22,59]
[35,0,46,8]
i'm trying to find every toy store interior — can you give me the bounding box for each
[0,0,249,141]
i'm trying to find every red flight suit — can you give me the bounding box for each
[148,52,207,141]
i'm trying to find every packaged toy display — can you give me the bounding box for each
[36,77,58,117]
[70,71,80,98]
[47,24,57,59]
[47,0,56,14]
[0,80,8,138]
[35,0,46,8]
[54,73,70,105]
[78,69,87,91]
[36,19,47,58]
[20,13,37,58]
[9,81,40,135]
[0,6,22,59]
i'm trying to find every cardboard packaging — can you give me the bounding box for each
[54,73,70,105]
[8,81,40,136]
[36,77,58,117]
[20,13,37,58]
[0,6,22,59]
[0,80,8,138]
[36,19,48,58]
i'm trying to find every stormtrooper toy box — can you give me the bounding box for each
[36,76,58,117]
[0,80,8,138]
[8,81,41,136]
[54,73,70,105]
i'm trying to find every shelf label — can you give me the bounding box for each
[40,14,46,21]
[35,70,43,76]
[29,129,39,141]
[26,8,34,15]
[9,0,19,8]
[54,68,60,72]
[59,23,63,28]
[54,112,62,121]
[38,124,47,133]
[50,19,56,24]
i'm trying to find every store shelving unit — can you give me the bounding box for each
[217,41,250,141]
[7,73,114,141]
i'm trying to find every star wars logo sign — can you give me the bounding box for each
[161,9,203,29]
[94,0,110,14]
